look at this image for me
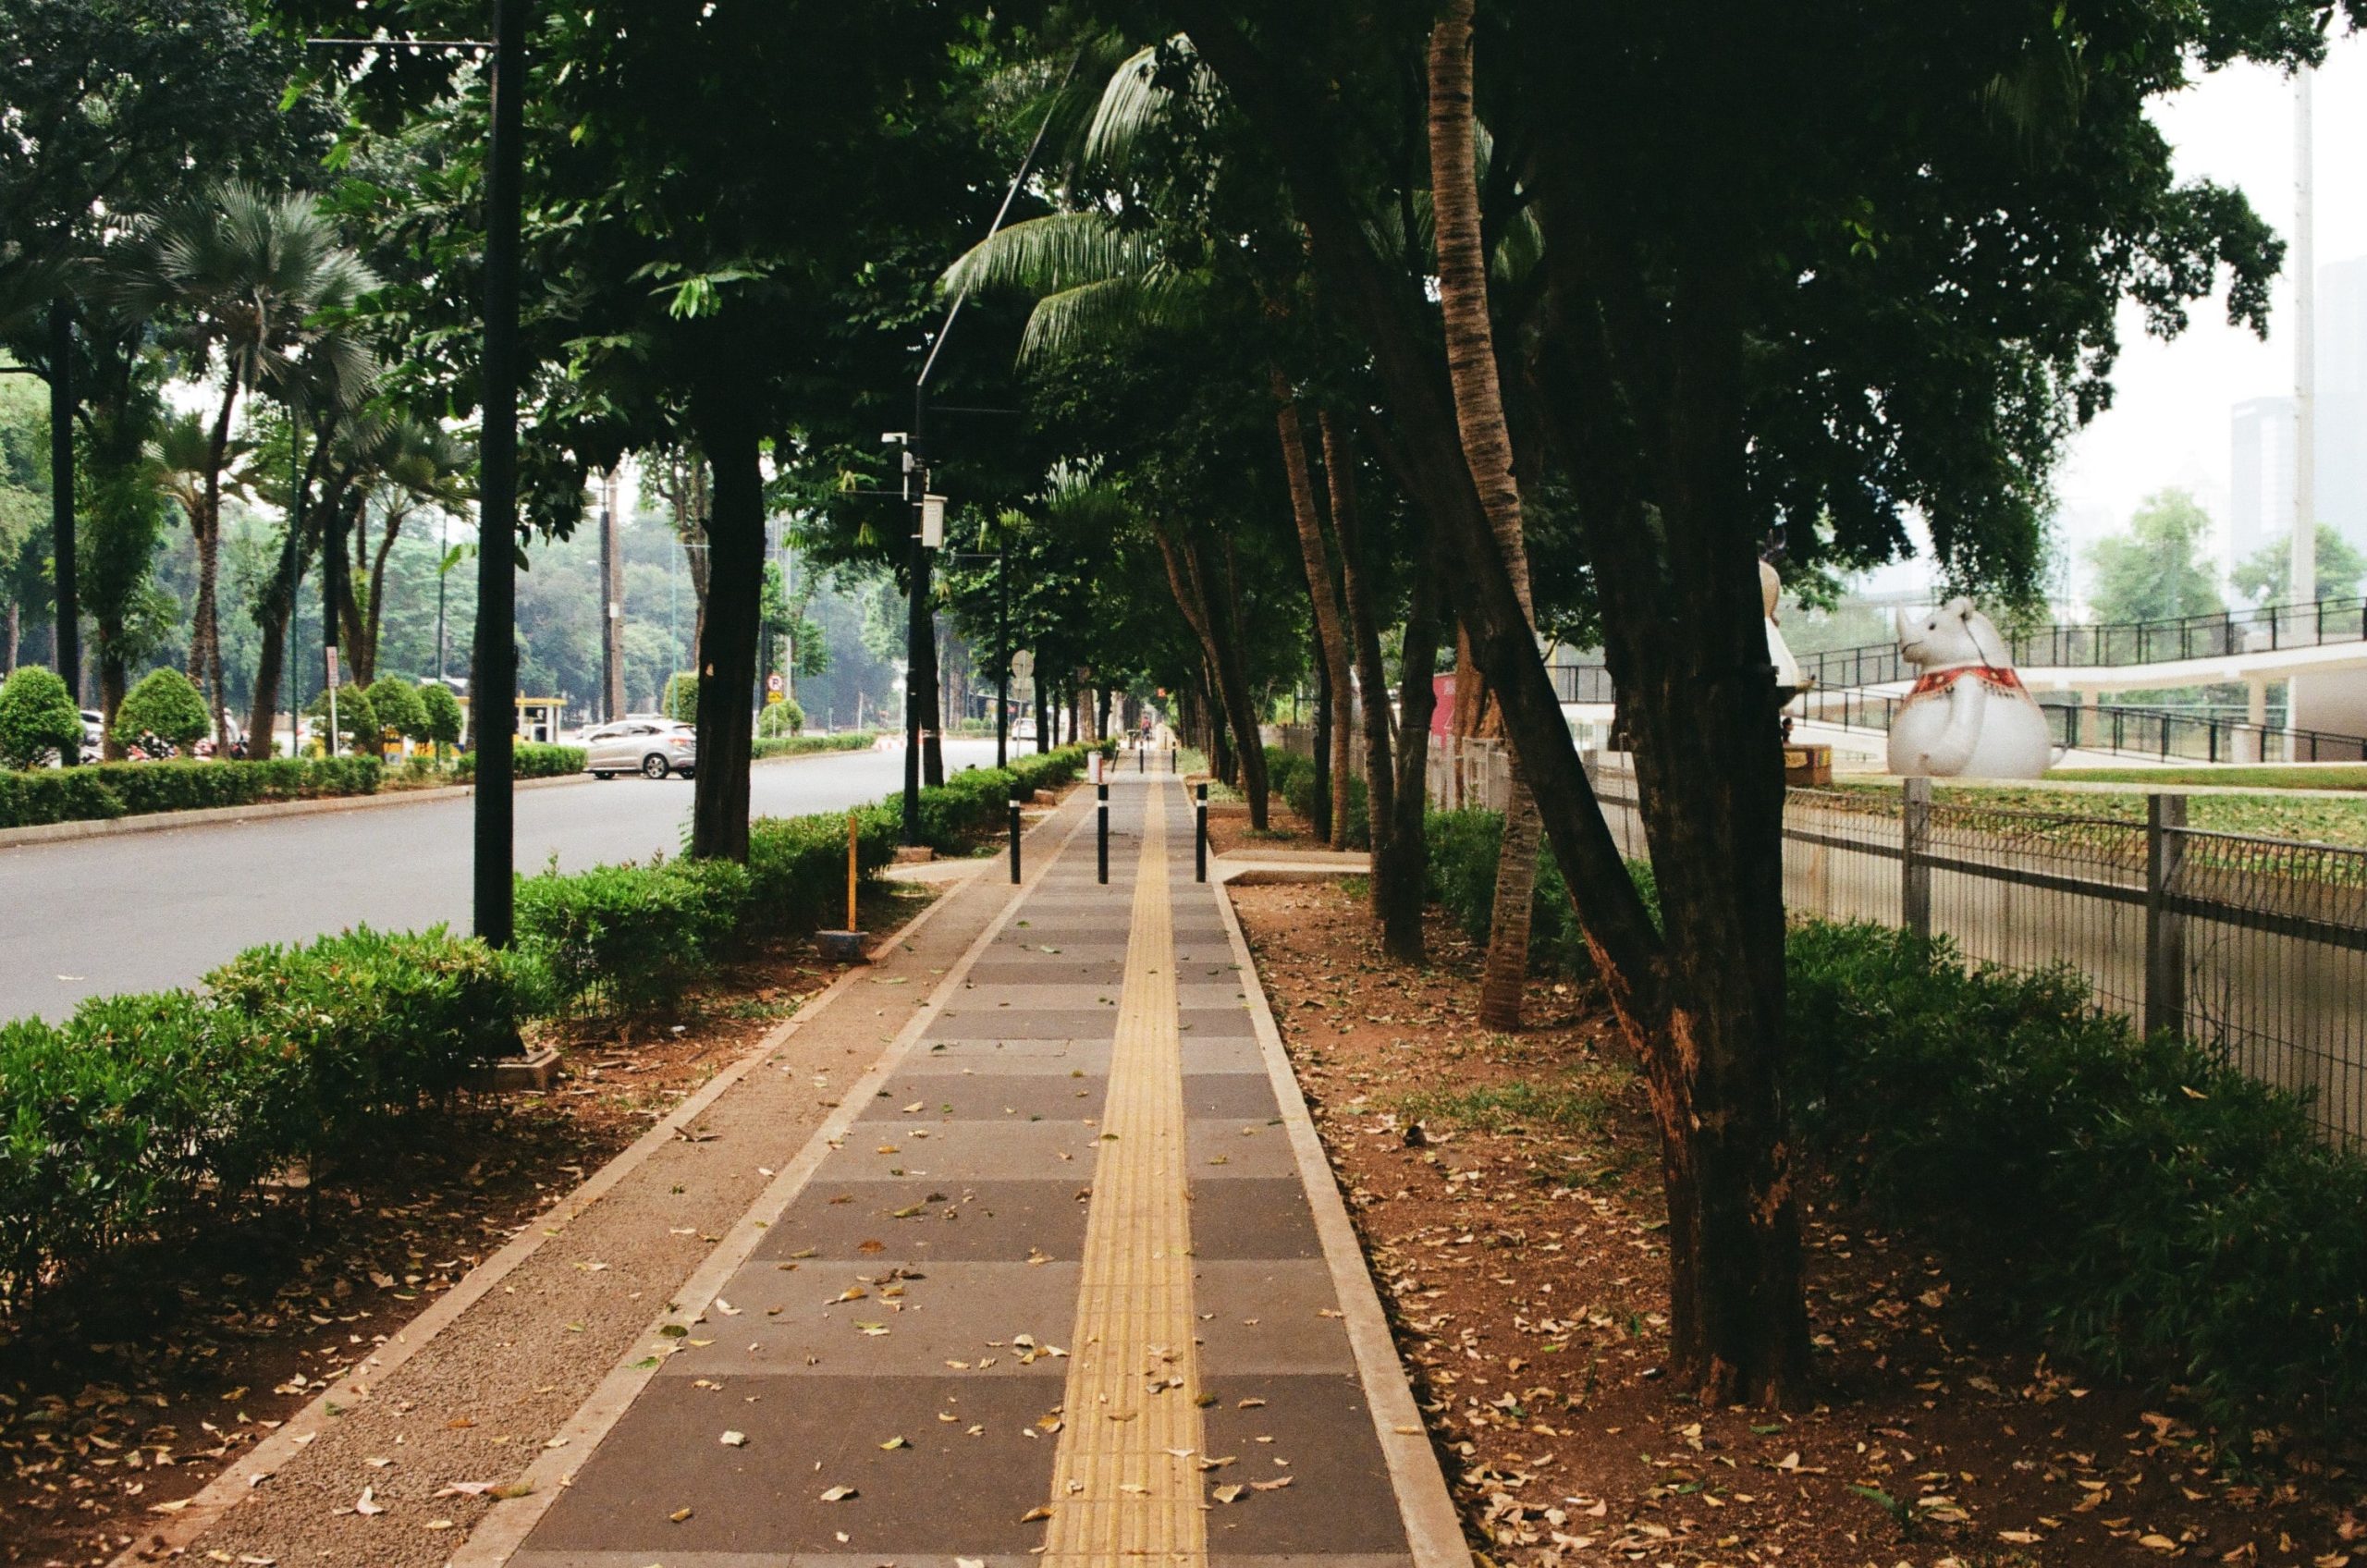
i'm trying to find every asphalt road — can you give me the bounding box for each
[0,740,1005,1023]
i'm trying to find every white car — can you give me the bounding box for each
[583,719,697,780]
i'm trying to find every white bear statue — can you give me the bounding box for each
[1887,598,2052,778]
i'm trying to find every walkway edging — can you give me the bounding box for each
[1211,874,1476,1568]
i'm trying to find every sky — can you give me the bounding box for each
[1860,27,2367,606]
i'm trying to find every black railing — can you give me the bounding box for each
[1550,661,1619,704]
[1797,689,2367,765]
[1797,594,2367,690]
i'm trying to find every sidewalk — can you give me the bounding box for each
[460,771,1462,1566]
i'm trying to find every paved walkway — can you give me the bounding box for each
[471,772,1462,1568]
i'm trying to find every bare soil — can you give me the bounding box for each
[1231,864,2366,1568]
[0,883,933,1568]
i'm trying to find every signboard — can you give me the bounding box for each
[767,673,785,693]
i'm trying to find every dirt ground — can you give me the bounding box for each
[1230,853,2365,1568]
[0,882,934,1568]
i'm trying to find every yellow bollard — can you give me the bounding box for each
[845,809,859,931]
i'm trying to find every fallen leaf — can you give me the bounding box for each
[819,1485,858,1502]
[354,1488,386,1517]
[720,1430,747,1447]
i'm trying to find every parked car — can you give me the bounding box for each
[582,719,697,779]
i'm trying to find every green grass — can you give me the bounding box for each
[2048,764,2367,791]
[1398,1079,1611,1134]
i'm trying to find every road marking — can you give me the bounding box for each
[1043,783,1206,1565]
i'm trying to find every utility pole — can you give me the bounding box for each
[600,467,624,721]
[473,0,526,948]
[48,301,79,766]
[2294,63,2318,608]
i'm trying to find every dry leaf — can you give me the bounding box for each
[819,1485,858,1502]
[720,1430,747,1447]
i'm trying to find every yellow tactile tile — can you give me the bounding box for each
[1042,789,1207,1565]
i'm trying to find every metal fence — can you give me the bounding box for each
[1580,764,2367,1146]
[1796,593,2367,690]
[1797,686,2367,765]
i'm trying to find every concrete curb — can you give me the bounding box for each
[0,743,880,852]
[448,796,1098,1566]
[101,816,1056,1568]
[1212,862,1477,1567]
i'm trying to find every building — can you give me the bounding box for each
[2229,254,2367,584]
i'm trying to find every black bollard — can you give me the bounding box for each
[1097,783,1110,884]
[1008,799,1022,884]
[1195,782,1208,883]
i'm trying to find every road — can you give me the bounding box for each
[0,740,1005,1022]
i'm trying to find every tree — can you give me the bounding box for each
[0,665,81,768]
[305,682,377,756]
[112,181,377,741]
[1151,0,2325,1407]
[417,680,462,760]
[114,668,209,753]
[2088,490,2226,625]
[2233,523,2367,606]
[364,675,429,745]
[757,697,806,737]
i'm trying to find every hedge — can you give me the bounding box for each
[1423,799,2367,1434]
[880,744,1103,853]
[752,730,876,760]
[454,742,585,781]
[1265,745,1369,848]
[0,747,1099,1305]
[1787,922,2367,1435]
[0,756,384,829]
[0,926,529,1311]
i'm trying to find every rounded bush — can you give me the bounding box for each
[757,696,805,737]
[114,668,211,753]
[0,666,84,769]
[365,677,429,743]
[305,683,379,754]
[417,683,464,752]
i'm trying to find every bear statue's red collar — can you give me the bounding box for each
[1907,664,2027,699]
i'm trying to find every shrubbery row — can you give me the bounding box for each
[1426,798,2367,1434]
[0,756,385,829]
[0,745,1101,1306]
[453,742,586,781]
[752,730,876,760]
[1264,746,1370,848]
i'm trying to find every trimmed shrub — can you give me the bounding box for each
[453,743,586,781]
[0,757,383,829]
[1785,922,2367,1434]
[1265,746,1369,846]
[0,666,83,769]
[0,927,524,1308]
[419,683,464,754]
[663,671,698,724]
[306,683,379,754]
[365,677,430,744]
[744,809,899,932]
[757,697,805,737]
[752,730,876,760]
[514,856,752,1016]
[114,668,210,753]
[0,767,126,827]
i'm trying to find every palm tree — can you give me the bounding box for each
[1429,0,1543,1031]
[339,418,473,685]
[113,181,377,742]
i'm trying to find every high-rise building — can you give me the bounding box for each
[2227,254,2367,585]
[2229,395,2298,573]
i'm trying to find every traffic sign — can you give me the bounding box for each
[766,673,785,693]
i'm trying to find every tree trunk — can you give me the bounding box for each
[1174,6,1808,1404]
[5,601,17,674]
[689,398,762,862]
[188,375,241,744]
[361,501,409,687]
[1310,645,1332,835]
[97,645,127,760]
[1273,382,1355,848]
[1429,0,1542,1031]
[1156,525,1268,827]
[1324,413,1392,863]
[1378,545,1443,960]
[1033,666,1050,753]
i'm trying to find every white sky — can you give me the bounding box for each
[1862,28,2367,603]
